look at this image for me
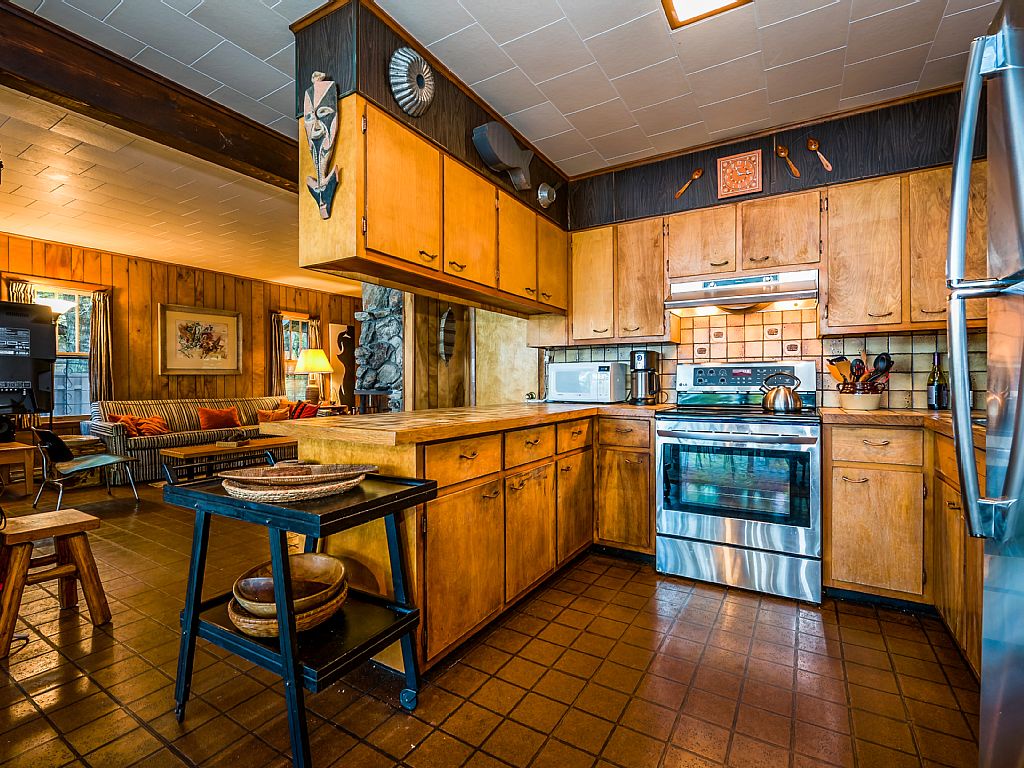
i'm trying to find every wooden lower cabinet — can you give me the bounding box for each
[505,463,556,601]
[964,534,984,674]
[423,478,505,661]
[935,477,984,674]
[557,450,593,564]
[596,447,651,551]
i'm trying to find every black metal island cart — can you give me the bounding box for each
[163,473,437,768]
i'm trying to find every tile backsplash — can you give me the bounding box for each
[544,311,987,410]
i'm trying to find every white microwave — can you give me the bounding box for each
[547,361,628,403]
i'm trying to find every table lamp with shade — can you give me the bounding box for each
[294,348,333,404]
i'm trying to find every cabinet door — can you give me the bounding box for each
[738,190,821,270]
[442,156,497,287]
[936,482,966,644]
[571,228,614,340]
[964,533,984,675]
[597,448,650,549]
[826,177,902,327]
[909,163,988,322]
[666,205,736,278]
[498,191,538,300]
[557,451,593,564]
[830,467,923,595]
[424,478,505,660]
[537,216,568,309]
[364,105,441,268]
[616,218,665,338]
[506,463,556,600]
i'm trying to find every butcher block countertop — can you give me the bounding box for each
[820,408,986,444]
[260,403,670,446]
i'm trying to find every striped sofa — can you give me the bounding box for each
[85,397,291,482]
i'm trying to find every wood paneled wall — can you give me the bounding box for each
[0,232,360,402]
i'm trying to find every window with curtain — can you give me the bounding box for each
[34,287,93,416]
[282,315,311,401]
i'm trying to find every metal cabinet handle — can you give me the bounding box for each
[867,311,893,318]
[541,292,552,299]
[593,327,609,333]
[842,476,869,483]
[459,451,478,460]
[709,260,729,267]
[524,438,540,446]
[862,439,890,446]
[921,308,947,314]
[448,260,466,271]
[749,255,770,263]
[482,489,501,499]
[622,325,640,332]
[418,250,438,261]
[560,466,572,473]
[525,287,536,294]
[624,457,645,464]
[509,479,527,492]
[947,500,962,510]
[615,427,633,433]
[571,430,583,437]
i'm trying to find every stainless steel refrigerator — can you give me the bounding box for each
[947,0,1024,764]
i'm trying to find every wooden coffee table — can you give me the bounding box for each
[0,442,34,497]
[160,437,299,481]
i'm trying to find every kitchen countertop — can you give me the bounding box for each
[261,402,669,446]
[820,408,986,445]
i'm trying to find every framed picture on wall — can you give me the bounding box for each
[158,304,243,375]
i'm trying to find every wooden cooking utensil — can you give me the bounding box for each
[807,138,833,171]
[674,168,703,199]
[826,361,846,382]
[775,145,800,178]
[834,359,852,382]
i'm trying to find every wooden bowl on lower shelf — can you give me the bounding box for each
[227,580,349,638]
[232,553,346,617]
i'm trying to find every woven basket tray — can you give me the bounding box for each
[221,475,365,503]
[217,463,378,486]
[227,580,349,638]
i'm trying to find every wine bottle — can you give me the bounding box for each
[927,352,949,410]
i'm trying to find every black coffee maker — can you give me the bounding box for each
[628,350,660,405]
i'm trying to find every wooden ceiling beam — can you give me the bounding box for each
[0,1,298,192]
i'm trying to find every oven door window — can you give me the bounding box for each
[661,441,811,527]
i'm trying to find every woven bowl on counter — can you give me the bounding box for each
[227,580,349,638]
[232,553,347,618]
[217,463,378,486]
[221,475,366,503]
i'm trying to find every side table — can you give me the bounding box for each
[0,442,34,498]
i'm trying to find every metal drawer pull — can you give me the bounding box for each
[921,308,946,314]
[862,439,890,446]
[622,325,640,332]
[593,327,609,333]
[541,292,552,299]
[867,311,893,318]
[560,466,572,473]
[842,476,869,483]
[947,500,962,510]
[482,489,501,499]
[615,427,633,433]
[525,438,540,446]
[448,260,466,271]
[509,480,527,492]
[749,255,770,263]
[571,430,583,437]
[525,287,536,294]
[709,260,729,267]
[418,250,438,261]
[459,451,478,460]
[625,457,644,464]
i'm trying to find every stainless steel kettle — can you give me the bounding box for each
[760,372,803,413]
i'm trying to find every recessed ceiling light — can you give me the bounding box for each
[662,0,753,29]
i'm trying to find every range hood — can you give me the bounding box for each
[666,269,818,311]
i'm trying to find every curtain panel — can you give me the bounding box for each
[89,290,114,402]
[268,311,286,397]
[7,280,35,303]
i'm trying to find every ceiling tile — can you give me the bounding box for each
[688,52,767,107]
[557,151,606,176]
[698,88,770,133]
[132,46,221,96]
[504,100,573,140]
[106,0,221,64]
[458,0,565,45]
[35,0,147,59]
[193,41,290,100]
[765,47,847,102]
[472,68,547,115]
[428,23,515,86]
[768,85,842,123]
[50,113,132,152]
[0,90,64,130]
[532,129,595,161]
[838,80,917,109]
[758,0,852,68]
[845,0,944,63]
[647,121,710,153]
[565,98,637,139]
[582,11,675,79]
[918,51,969,91]
[537,63,617,115]
[207,85,284,124]
[265,42,295,79]
[850,0,918,22]
[557,0,662,41]
[611,57,691,111]
[374,0,475,46]
[632,93,700,136]
[500,18,595,83]
[755,0,842,27]
[189,0,289,60]
[65,0,120,17]
[841,43,929,97]
[928,3,1000,61]
[672,3,760,74]
[943,0,999,15]
[707,116,773,139]
[260,84,296,117]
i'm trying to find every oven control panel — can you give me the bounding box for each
[676,361,818,393]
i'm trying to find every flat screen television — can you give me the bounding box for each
[0,300,57,414]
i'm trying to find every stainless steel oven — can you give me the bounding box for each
[655,362,822,603]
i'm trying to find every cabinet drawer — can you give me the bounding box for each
[935,433,985,487]
[557,418,593,453]
[424,434,502,487]
[505,425,556,468]
[831,427,922,465]
[599,418,650,448]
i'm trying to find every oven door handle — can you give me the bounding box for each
[657,429,818,446]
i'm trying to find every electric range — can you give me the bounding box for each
[655,361,822,603]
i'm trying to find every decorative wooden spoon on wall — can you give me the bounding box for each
[775,144,800,178]
[807,138,833,171]
[674,168,703,199]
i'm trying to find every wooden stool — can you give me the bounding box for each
[0,509,111,657]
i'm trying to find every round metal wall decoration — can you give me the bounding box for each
[389,47,435,117]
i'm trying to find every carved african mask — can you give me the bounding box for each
[303,72,340,219]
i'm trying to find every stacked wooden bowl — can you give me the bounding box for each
[228,553,349,638]
[217,463,378,503]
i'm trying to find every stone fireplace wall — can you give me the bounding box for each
[354,284,403,412]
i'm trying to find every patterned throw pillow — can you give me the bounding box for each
[107,413,140,437]
[287,401,320,419]
[198,406,241,430]
[135,416,170,436]
[258,407,291,423]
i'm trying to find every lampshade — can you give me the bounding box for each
[294,348,333,374]
[36,297,76,315]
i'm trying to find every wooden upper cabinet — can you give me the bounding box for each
[571,227,614,341]
[364,105,441,269]
[497,191,538,300]
[666,205,736,278]
[442,156,496,287]
[738,190,821,270]
[825,176,902,328]
[616,218,665,338]
[909,162,988,322]
[537,216,568,309]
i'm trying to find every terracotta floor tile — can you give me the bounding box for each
[440,702,502,747]
[533,670,586,704]
[531,738,597,768]
[635,673,688,710]
[601,725,666,768]
[734,703,793,748]
[727,733,792,768]
[851,709,916,753]
[905,699,973,740]
[508,691,567,733]
[554,709,615,754]
[856,739,925,768]
[795,693,850,735]
[495,656,547,689]
[620,698,676,740]
[914,726,977,768]
[794,720,855,767]
[671,713,731,763]
[405,730,473,768]
[471,678,527,716]
[480,719,544,767]
[663,745,726,768]
[683,688,738,729]
[368,712,433,758]
[574,682,629,722]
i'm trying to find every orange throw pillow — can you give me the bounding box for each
[107,413,140,437]
[198,406,241,430]
[135,415,170,436]
[258,407,290,423]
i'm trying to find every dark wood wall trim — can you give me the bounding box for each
[0,1,298,193]
[569,91,985,230]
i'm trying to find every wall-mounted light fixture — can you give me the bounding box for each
[662,0,752,29]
